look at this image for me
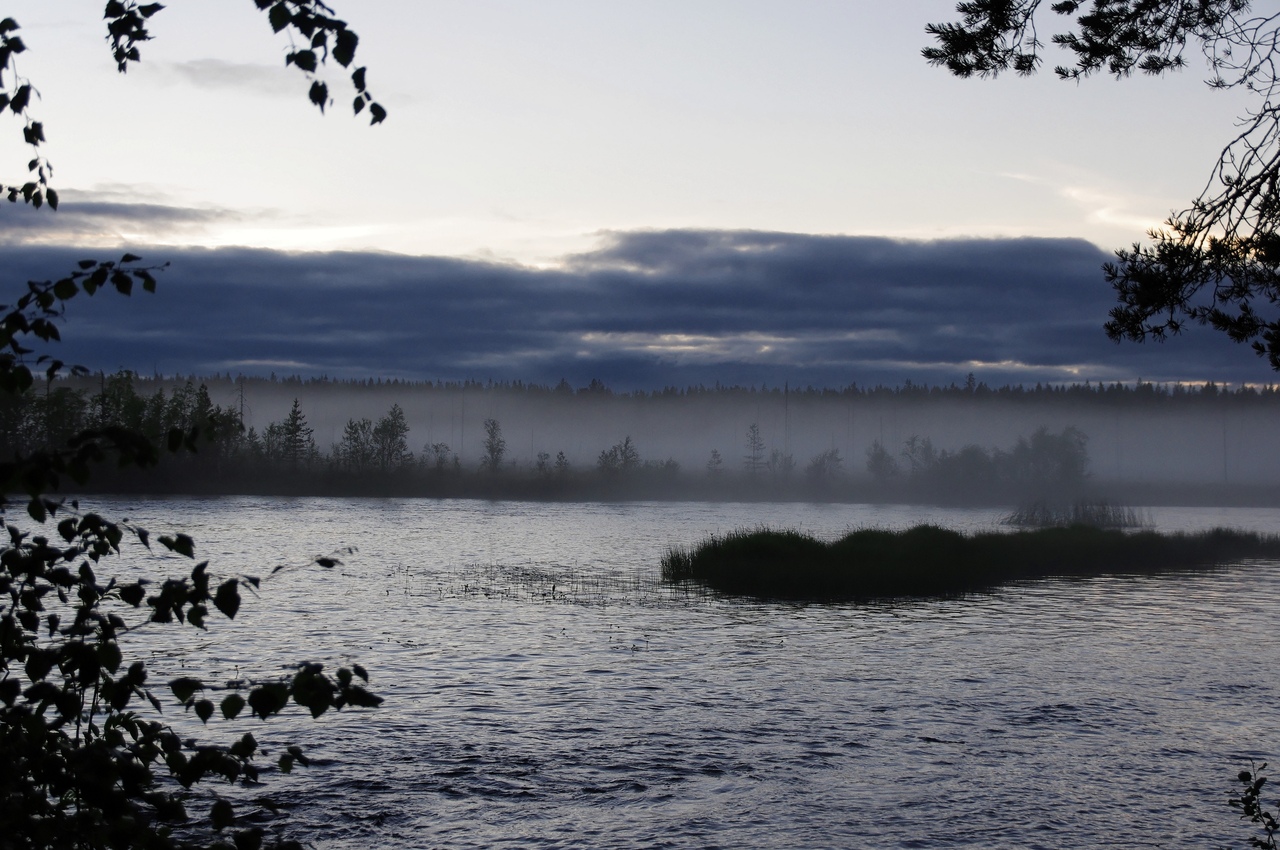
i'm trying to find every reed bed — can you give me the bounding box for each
[1002,498,1150,529]
[662,525,1280,601]
[393,560,709,607]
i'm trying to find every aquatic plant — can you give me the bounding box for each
[662,524,1280,601]
[1002,498,1150,529]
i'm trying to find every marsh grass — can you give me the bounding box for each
[662,524,1280,601]
[1003,498,1150,529]
[393,560,707,607]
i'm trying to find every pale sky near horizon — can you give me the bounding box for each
[0,0,1248,264]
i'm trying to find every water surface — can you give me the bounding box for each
[91,498,1280,848]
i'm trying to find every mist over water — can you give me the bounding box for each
[171,377,1280,486]
[97,497,1280,849]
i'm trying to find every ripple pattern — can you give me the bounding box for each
[80,497,1280,849]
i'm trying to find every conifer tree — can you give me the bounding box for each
[280,398,316,467]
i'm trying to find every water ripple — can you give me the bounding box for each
[80,497,1280,849]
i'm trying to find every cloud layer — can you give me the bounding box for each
[1,230,1272,388]
[0,195,245,247]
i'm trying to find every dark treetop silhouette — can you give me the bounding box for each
[925,1,1280,371]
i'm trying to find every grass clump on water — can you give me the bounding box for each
[661,524,1280,601]
[1002,498,1149,529]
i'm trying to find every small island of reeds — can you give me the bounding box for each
[661,524,1280,601]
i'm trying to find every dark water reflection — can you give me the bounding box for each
[91,498,1280,849]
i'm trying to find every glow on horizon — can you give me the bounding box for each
[0,0,1249,265]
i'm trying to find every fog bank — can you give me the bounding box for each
[100,376,1280,488]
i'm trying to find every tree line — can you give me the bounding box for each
[865,427,1090,501]
[90,369,1280,410]
[0,371,1100,504]
[4,5,1278,847]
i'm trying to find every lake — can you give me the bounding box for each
[90,497,1280,849]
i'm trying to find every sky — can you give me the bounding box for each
[0,1,1270,388]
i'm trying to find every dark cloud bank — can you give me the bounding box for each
[2,230,1271,389]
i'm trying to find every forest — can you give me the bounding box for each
[4,370,1278,504]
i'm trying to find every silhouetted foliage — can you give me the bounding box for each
[337,416,377,471]
[267,398,317,468]
[766,448,796,481]
[865,440,900,485]
[372,403,412,470]
[598,436,640,476]
[39,370,1280,409]
[424,440,455,473]
[1,260,382,849]
[865,426,1090,499]
[338,404,411,473]
[1231,762,1280,849]
[1,3,384,210]
[744,423,765,475]
[925,1,1280,371]
[2,6,385,848]
[13,369,1280,504]
[481,418,505,473]
[805,447,843,481]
